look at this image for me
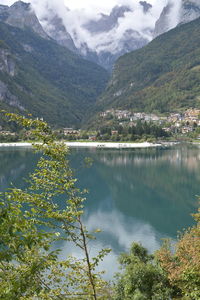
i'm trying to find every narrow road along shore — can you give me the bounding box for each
[0,141,165,149]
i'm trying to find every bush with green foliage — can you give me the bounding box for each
[114,205,200,300]
[113,243,173,300]
[156,207,200,299]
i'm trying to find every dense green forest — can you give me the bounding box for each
[0,22,109,128]
[97,17,200,114]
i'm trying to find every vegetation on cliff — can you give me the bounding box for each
[0,22,109,128]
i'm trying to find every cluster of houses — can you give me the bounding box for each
[0,126,16,136]
[100,109,200,134]
[63,128,80,135]
[0,109,199,138]
[100,110,160,122]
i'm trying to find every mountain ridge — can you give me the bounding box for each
[96,17,200,114]
[1,1,200,70]
[154,0,200,37]
[0,21,109,128]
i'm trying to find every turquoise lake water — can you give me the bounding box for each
[0,144,199,278]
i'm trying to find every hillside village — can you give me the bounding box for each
[99,108,200,135]
[0,108,200,142]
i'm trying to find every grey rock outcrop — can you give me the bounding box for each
[0,1,77,52]
[84,5,132,34]
[180,0,200,24]
[0,4,9,21]
[0,1,48,39]
[41,11,77,53]
[0,80,24,110]
[153,2,173,37]
[139,1,153,13]
[0,48,15,76]
[0,45,24,110]
[154,0,200,37]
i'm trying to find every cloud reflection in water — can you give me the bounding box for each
[58,207,165,279]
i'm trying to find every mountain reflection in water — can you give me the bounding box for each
[0,144,199,278]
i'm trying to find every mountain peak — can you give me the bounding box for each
[139,1,152,13]
[0,1,48,39]
[10,1,31,10]
[40,9,77,53]
[181,0,200,24]
[81,4,148,70]
[84,5,131,34]
[154,0,200,37]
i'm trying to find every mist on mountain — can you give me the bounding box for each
[0,0,200,70]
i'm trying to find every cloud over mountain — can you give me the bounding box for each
[30,0,168,54]
[1,0,199,70]
[0,0,168,54]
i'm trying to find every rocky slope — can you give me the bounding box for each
[180,0,200,24]
[0,1,48,39]
[154,0,200,37]
[0,41,23,111]
[40,8,78,53]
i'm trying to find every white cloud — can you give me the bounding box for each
[0,0,181,54]
[168,0,182,28]
[55,0,168,53]
[56,207,166,279]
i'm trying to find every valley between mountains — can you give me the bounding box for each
[0,0,200,131]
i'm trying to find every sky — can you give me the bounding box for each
[0,0,181,54]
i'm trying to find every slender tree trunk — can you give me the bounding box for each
[78,216,97,300]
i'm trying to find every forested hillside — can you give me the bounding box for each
[97,17,200,113]
[0,22,109,127]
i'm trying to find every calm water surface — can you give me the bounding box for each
[0,144,200,278]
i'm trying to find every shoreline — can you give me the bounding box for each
[64,141,163,148]
[0,141,172,149]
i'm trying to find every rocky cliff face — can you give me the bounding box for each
[0,47,15,77]
[1,1,200,71]
[0,4,9,21]
[154,0,200,37]
[180,0,200,24]
[0,80,24,110]
[80,31,148,71]
[40,9,77,53]
[0,1,153,70]
[139,1,152,13]
[0,1,48,39]
[0,2,78,57]
[98,30,148,70]
[0,44,24,110]
[153,2,173,37]
[84,5,132,34]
